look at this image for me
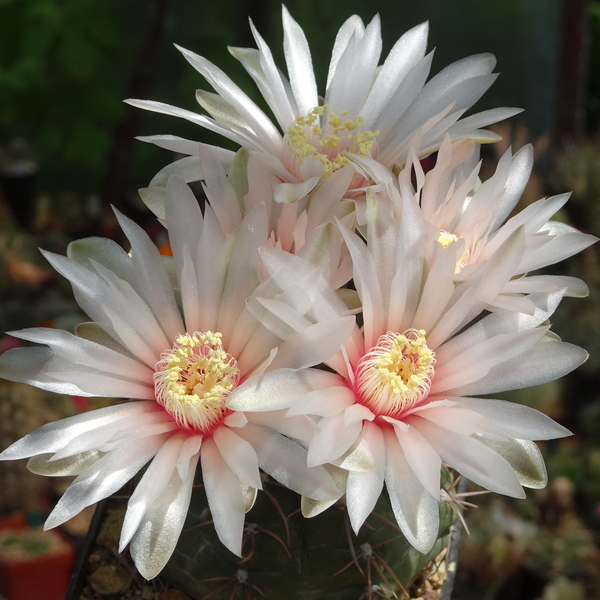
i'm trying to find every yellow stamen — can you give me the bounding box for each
[355,330,435,417]
[437,230,459,248]
[154,331,239,432]
[286,104,379,177]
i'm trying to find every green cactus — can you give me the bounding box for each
[161,471,455,600]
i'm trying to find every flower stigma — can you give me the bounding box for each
[355,329,435,417]
[286,105,379,177]
[154,331,239,432]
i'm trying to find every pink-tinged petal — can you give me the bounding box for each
[223,412,248,428]
[273,177,320,204]
[383,427,440,553]
[452,397,571,440]
[196,207,228,334]
[44,434,168,529]
[217,205,268,347]
[488,144,534,231]
[411,416,525,498]
[431,327,548,394]
[227,368,344,412]
[307,414,362,467]
[266,317,355,371]
[346,421,385,533]
[102,305,158,368]
[338,221,383,350]
[0,402,156,460]
[412,242,457,332]
[120,432,187,551]
[282,5,318,116]
[236,422,339,501]
[450,340,588,396]
[285,385,355,418]
[344,403,375,426]
[213,426,262,490]
[200,437,245,556]
[427,226,525,349]
[130,449,199,579]
[199,145,243,234]
[175,434,203,481]
[248,410,317,443]
[389,420,441,499]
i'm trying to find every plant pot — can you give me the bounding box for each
[0,528,75,600]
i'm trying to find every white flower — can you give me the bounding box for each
[352,136,597,313]
[227,193,588,553]
[0,176,352,579]
[141,146,356,289]
[126,6,520,199]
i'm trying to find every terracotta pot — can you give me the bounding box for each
[0,528,75,600]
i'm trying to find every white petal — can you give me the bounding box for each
[130,449,199,579]
[200,437,246,556]
[383,428,440,553]
[120,432,188,551]
[45,434,167,529]
[476,437,548,489]
[307,414,362,467]
[346,421,385,533]
[390,420,441,499]
[227,368,343,412]
[411,416,525,498]
[451,340,588,396]
[236,422,339,501]
[453,397,571,440]
[282,6,318,115]
[212,426,262,489]
[0,402,156,460]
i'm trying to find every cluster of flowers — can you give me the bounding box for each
[0,7,595,581]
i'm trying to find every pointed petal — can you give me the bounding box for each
[383,428,440,553]
[130,449,199,579]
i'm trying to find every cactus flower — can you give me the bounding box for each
[0,177,353,579]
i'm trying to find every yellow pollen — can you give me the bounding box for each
[154,331,239,432]
[437,230,459,248]
[355,329,435,417]
[286,104,379,177]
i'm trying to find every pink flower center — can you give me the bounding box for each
[355,329,435,417]
[154,331,239,432]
